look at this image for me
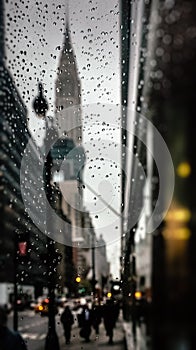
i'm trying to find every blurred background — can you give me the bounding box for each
[1,0,196,349]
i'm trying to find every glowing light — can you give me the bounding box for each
[113,285,120,291]
[163,227,191,240]
[18,242,27,256]
[76,276,81,283]
[135,291,142,300]
[165,208,191,223]
[80,298,86,305]
[177,162,191,178]
[107,292,112,298]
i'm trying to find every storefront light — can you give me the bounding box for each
[177,162,191,178]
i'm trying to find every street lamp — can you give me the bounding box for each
[13,233,28,331]
[13,234,18,331]
[91,229,96,297]
[32,82,60,350]
[76,276,81,283]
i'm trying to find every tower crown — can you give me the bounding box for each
[56,24,80,100]
[55,17,82,145]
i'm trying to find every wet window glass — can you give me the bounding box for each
[1,0,196,349]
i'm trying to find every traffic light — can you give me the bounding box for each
[76,276,81,283]
[135,291,142,300]
[18,241,27,256]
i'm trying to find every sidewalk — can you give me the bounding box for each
[59,316,126,350]
[122,321,151,350]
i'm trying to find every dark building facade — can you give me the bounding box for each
[0,0,53,300]
[0,63,50,297]
[120,0,196,348]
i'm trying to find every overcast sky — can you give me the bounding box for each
[4,0,121,278]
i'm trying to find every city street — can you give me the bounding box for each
[7,309,126,350]
[8,310,53,350]
[1,0,196,349]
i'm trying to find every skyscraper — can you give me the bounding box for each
[0,0,49,300]
[54,16,87,279]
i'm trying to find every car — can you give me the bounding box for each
[10,293,33,311]
[16,298,26,311]
[34,297,58,317]
[35,298,49,316]
[34,296,46,313]
[55,295,67,308]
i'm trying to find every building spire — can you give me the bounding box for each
[65,0,69,29]
[55,0,82,143]
[63,0,72,52]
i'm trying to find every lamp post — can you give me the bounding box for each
[32,82,60,350]
[13,235,28,331]
[91,229,96,297]
[13,233,18,331]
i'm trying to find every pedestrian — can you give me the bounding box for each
[79,304,92,342]
[0,306,28,350]
[91,300,102,335]
[60,305,74,344]
[102,298,117,345]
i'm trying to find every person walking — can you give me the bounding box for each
[79,304,92,342]
[91,300,102,335]
[102,298,117,345]
[60,305,74,344]
[0,306,28,350]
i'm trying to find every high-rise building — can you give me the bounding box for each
[0,0,50,301]
[54,17,88,280]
